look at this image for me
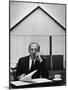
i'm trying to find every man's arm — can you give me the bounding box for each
[16,58,26,80]
[36,55,49,78]
[40,59,49,78]
[32,56,49,79]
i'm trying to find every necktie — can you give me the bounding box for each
[32,60,34,67]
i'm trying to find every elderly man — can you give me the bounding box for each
[16,42,49,80]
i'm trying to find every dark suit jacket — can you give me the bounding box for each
[16,55,49,80]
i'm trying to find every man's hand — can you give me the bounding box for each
[19,70,37,81]
[17,74,26,80]
[36,54,43,63]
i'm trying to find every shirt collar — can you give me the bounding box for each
[29,56,36,64]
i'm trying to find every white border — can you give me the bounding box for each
[0,0,68,90]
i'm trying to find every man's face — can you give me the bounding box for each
[29,44,38,59]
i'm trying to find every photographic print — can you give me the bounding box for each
[9,0,66,89]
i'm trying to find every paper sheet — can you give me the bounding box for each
[11,78,52,86]
[10,70,52,86]
[19,70,37,81]
[11,81,33,86]
[31,78,52,83]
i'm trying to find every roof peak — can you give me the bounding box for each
[10,6,65,31]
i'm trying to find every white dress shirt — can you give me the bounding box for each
[29,57,36,70]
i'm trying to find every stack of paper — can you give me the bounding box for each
[11,81,33,86]
[11,78,52,86]
[31,78,52,83]
[10,70,52,86]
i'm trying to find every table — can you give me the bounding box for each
[10,78,65,89]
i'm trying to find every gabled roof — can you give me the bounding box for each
[10,6,66,31]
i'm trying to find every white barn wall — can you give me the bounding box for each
[52,36,65,55]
